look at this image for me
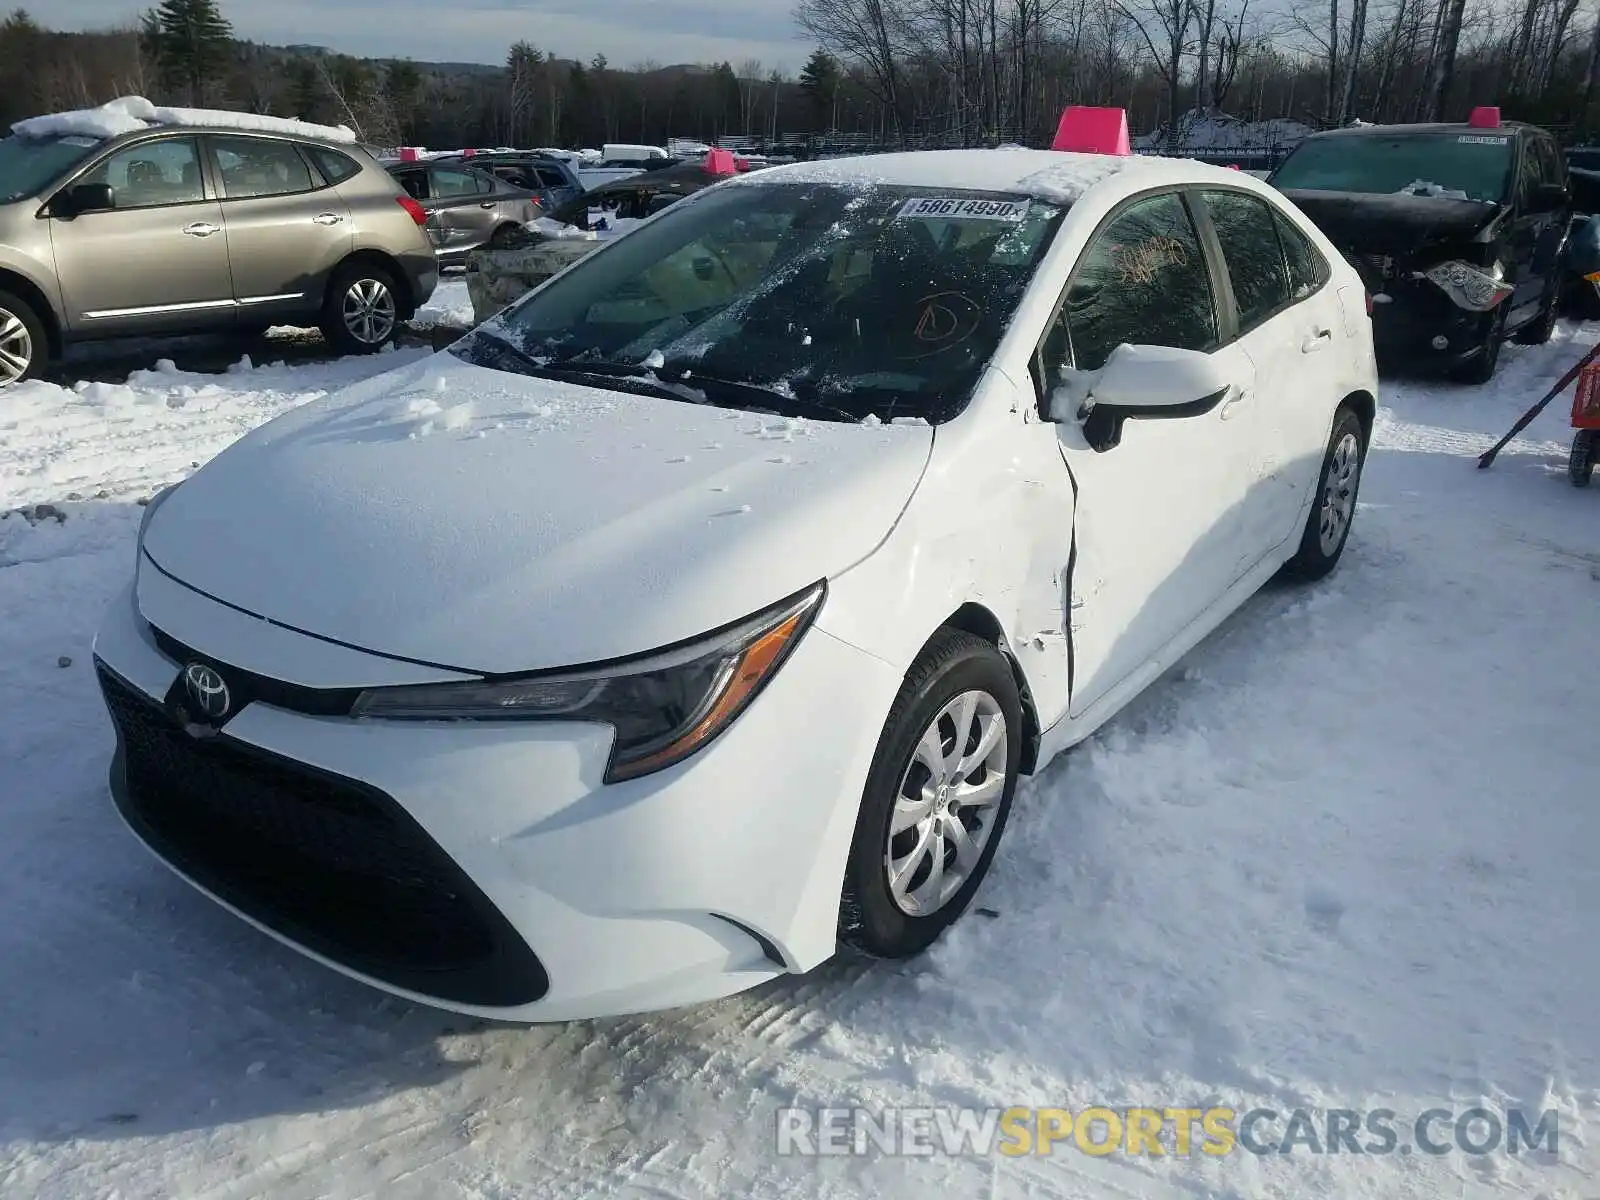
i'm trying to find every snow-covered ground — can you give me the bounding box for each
[411,276,475,330]
[2,325,1597,1199]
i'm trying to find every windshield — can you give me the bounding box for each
[0,134,103,203]
[455,180,1064,423]
[1271,133,1513,203]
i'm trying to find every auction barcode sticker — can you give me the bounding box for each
[898,197,1030,221]
[1458,135,1509,145]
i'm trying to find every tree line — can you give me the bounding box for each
[4,0,1600,155]
[796,0,1600,146]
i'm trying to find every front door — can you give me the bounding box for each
[1039,191,1259,719]
[206,134,352,322]
[47,134,234,335]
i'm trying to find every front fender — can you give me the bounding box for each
[814,375,1076,741]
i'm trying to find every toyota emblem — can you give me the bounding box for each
[183,662,231,721]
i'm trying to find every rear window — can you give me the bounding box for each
[1271,133,1514,204]
[310,147,361,184]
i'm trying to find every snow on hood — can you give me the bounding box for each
[140,354,934,674]
[11,96,356,144]
[1395,179,1477,201]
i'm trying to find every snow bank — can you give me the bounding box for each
[1134,109,1314,152]
[11,96,357,144]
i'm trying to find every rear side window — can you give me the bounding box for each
[212,136,314,199]
[433,167,489,198]
[1273,212,1331,300]
[536,167,570,189]
[1202,190,1292,330]
[309,147,361,184]
[393,168,428,200]
[1055,192,1219,371]
[1518,137,1546,207]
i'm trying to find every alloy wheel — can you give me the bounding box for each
[1318,431,1362,556]
[342,278,396,345]
[0,306,33,386]
[886,690,1008,917]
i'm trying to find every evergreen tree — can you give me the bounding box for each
[146,0,233,104]
[798,49,840,130]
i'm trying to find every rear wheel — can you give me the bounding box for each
[1282,406,1367,582]
[0,289,46,387]
[321,262,401,355]
[488,223,519,249]
[839,630,1022,959]
[1571,430,1596,488]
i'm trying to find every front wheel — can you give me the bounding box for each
[1451,306,1507,384]
[321,262,401,355]
[0,289,47,387]
[1282,406,1367,582]
[839,629,1023,959]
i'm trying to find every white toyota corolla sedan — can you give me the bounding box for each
[92,112,1377,1021]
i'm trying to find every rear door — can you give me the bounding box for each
[205,134,352,321]
[1197,189,1340,564]
[46,134,235,335]
[535,164,582,209]
[427,165,498,252]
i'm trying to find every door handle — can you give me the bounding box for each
[182,222,219,238]
[1301,328,1333,354]
[1219,386,1250,420]
[313,212,344,225]
[479,201,496,209]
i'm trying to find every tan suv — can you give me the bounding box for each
[0,113,440,385]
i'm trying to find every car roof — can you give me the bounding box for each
[727,148,1265,204]
[1299,121,1537,142]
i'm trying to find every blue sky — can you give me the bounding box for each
[47,0,812,72]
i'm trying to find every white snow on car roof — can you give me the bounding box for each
[10,95,357,144]
[731,148,1248,204]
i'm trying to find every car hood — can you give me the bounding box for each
[141,354,934,674]
[1281,189,1505,256]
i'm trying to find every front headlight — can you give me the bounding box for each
[351,582,825,783]
[1422,260,1513,312]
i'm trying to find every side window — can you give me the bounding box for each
[1273,212,1331,300]
[1519,137,1545,207]
[393,169,429,200]
[433,167,488,198]
[1539,137,1565,189]
[78,137,204,209]
[309,146,361,184]
[1202,190,1292,331]
[536,167,571,189]
[212,137,314,199]
[1051,192,1218,372]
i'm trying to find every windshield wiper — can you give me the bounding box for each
[656,363,861,422]
[463,335,690,403]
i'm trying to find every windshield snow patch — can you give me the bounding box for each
[1396,179,1475,200]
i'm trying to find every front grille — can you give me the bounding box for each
[150,624,360,717]
[97,662,549,1007]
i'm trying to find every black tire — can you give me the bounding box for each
[1571,430,1596,488]
[1451,306,1507,384]
[1512,278,1559,345]
[488,223,519,249]
[320,261,402,355]
[0,288,48,386]
[839,629,1023,959]
[1282,405,1367,582]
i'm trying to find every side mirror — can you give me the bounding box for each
[1044,343,1233,451]
[54,182,115,217]
[1531,182,1569,213]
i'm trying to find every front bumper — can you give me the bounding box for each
[91,573,901,1021]
[1368,286,1497,369]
